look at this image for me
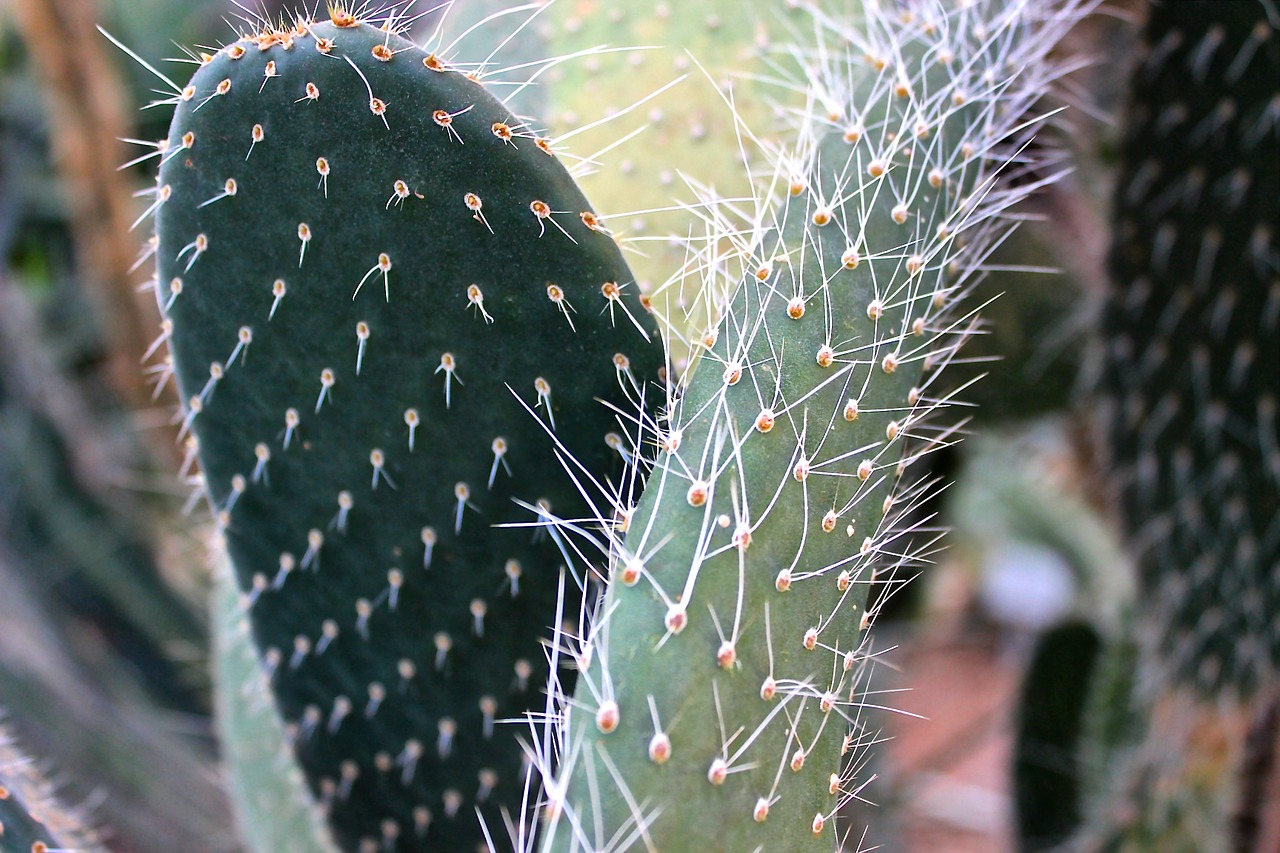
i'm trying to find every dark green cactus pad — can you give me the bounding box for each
[154,13,660,852]
[1101,0,1279,695]
[1012,621,1103,852]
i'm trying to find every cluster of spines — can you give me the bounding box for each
[0,723,101,853]
[141,4,663,852]
[529,1,1081,850]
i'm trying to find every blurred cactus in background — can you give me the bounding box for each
[0,1,1273,852]
[1080,1,1278,850]
[1014,2,1279,851]
[1101,0,1278,700]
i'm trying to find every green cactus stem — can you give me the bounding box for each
[151,9,661,851]
[539,1,1079,849]
[1013,621,1104,852]
[212,560,338,853]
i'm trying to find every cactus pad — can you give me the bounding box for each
[154,12,660,852]
[541,1,1077,848]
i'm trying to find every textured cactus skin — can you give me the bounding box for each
[544,139,923,853]
[541,3,1071,848]
[155,16,661,852]
[1100,0,1279,695]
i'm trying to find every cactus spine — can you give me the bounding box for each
[538,1,1079,848]
[152,9,661,851]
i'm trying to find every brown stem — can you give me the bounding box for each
[11,0,162,409]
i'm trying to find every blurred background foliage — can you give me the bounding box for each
[1,1,254,849]
[0,1,1204,850]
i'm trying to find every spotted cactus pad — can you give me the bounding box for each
[541,0,1083,848]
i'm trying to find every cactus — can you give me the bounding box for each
[537,1,1079,848]
[150,8,660,851]
[1051,1,1280,848]
[0,723,103,853]
[212,560,339,853]
[75,0,1280,850]
[1099,0,1279,698]
[1005,2,1280,849]
[1013,620,1104,851]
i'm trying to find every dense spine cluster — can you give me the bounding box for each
[538,2,1077,849]
[1100,0,1279,695]
[150,10,661,852]
[0,724,101,853]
